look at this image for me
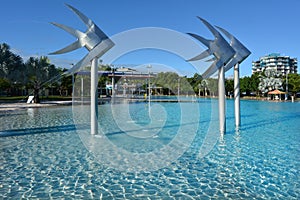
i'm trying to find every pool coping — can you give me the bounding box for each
[0,101,73,111]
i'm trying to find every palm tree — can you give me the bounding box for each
[25,56,59,103]
[0,43,24,95]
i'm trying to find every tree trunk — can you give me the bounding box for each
[33,81,40,103]
[34,88,40,103]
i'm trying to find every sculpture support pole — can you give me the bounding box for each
[91,58,98,135]
[218,66,226,134]
[50,5,114,135]
[234,63,240,128]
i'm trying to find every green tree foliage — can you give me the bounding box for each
[153,72,179,95]
[187,73,203,94]
[287,73,300,96]
[0,43,74,100]
[56,68,73,96]
[0,43,24,87]
[225,79,234,96]
[206,78,218,97]
[25,56,59,103]
[98,64,112,88]
[1,42,299,100]
[240,76,252,95]
[152,72,195,95]
[0,78,10,94]
[249,73,260,95]
[237,73,264,96]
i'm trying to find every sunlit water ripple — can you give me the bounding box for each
[0,99,299,199]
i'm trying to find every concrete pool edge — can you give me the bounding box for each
[0,101,73,111]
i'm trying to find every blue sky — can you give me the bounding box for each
[1,0,299,77]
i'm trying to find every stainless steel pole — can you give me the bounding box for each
[147,65,151,106]
[234,63,240,127]
[285,73,288,100]
[178,78,180,97]
[218,67,226,134]
[91,58,98,135]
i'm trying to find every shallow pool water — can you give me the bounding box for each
[0,99,299,199]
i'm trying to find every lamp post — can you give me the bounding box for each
[147,65,152,105]
[285,72,288,100]
[178,78,180,97]
[111,65,115,97]
[71,63,74,102]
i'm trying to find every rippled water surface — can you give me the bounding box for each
[0,99,299,199]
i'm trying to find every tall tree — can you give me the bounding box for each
[25,56,59,103]
[240,76,252,96]
[57,68,73,96]
[0,43,24,93]
[187,73,203,94]
[0,78,10,95]
[286,73,300,96]
[153,72,180,95]
[250,73,260,96]
[225,79,234,96]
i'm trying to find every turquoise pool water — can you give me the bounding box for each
[0,99,299,199]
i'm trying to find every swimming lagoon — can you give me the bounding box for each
[0,98,299,199]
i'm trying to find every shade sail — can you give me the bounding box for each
[268,89,286,94]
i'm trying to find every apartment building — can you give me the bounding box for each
[252,53,297,75]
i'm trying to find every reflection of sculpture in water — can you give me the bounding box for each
[27,108,35,118]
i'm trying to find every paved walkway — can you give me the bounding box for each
[0,101,72,111]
